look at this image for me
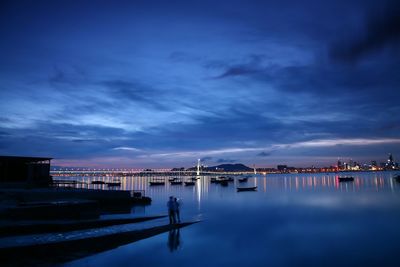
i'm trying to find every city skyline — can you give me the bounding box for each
[1,0,400,168]
[50,153,398,171]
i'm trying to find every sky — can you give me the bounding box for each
[1,0,400,168]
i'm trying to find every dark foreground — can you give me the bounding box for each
[0,218,198,266]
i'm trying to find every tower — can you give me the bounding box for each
[196,159,201,176]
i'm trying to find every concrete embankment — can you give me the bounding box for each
[0,188,151,205]
[0,219,199,266]
[0,215,167,237]
[0,187,151,220]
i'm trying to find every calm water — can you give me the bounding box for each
[60,172,400,267]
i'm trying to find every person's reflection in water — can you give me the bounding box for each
[167,229,181,252]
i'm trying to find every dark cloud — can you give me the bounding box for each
[48,65,88,87]
[330,0,400,62]
[257,151,272,157]
[201,156,213,162]
[99,79,169,110]
[0,122,130,159]
[216,158,237,163]
[71,139,97,143]
[212,55,265,79]
[100,80,151,101]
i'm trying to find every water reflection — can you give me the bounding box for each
[52,172,400,217]
[61,171,400,267]
[54,172,400,197]
[167,229,181,252]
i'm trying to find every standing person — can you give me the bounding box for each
[167,196,176,224]
[174,197,181,223]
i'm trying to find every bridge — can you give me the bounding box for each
[50,169,254,177]
[50,159,258,177]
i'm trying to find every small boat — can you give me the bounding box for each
[338,176,354,182]
[237,186,257,192]
[218,176,234,182]
[106,181,121,187]
[170,180,183,185]
[91,181,105,185]
[220,180,228,186]
[168,177,176,182]
[238,177,248,183]
[184,181,195,186]
[149,181,165,186]
[210,177,217,183]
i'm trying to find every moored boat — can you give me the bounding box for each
[237,186,257,192]
[238,177,248,183]
[106,181,121,187]
[220,180,228,186]
[338,176,354,182]
[149,181,165,186]
[184,181,195,186]
[91,181,105,185]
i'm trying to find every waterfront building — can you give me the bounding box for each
[0,156,52,186]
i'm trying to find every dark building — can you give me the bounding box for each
[386,153,395,169]
[277,165,287,172]
[0,156,52,186]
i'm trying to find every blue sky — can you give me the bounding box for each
[1,0,400,168]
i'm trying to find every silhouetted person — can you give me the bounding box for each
[174,197,181,223]
[167,196,176,224]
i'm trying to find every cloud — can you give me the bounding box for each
[48,65,88,87]
[257,151,272,157]
[137,138,400,160]
[1,0,400,167]
[216,158,237,163]
[212,54,265,79]
[99,79,169,110]
[169,51,201,63]
[200,156,213,162]
[330,0,400,62]
[112,146,141,152]
[286,138,400,148]
[213,66,262,79]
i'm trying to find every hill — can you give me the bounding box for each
[205,163,252,172]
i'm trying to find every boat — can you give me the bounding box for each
[170,180,183,185]
[210,177,217,183]
[238,177,248,183]
[338,176,354,182]
[220,180,228,186]
[106,181,121,187]
[184,181,195,186]
[91,181,105,185]
[219,176,234,182]
[237,186,257,192]
[149,181,165,186]
[168,177,176,182]
[393,175,400,182]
